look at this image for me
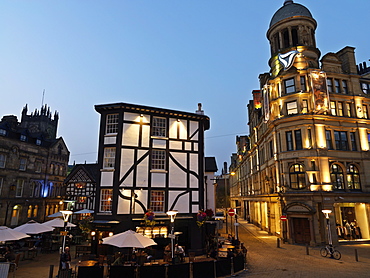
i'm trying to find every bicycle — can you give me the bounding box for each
[320,244,341,260]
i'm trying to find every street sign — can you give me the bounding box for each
[60,231,68,236]
[228,208,235,217]
[280,215,287,221]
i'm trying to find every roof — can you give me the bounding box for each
[270,1,313,28]
[65,163,100,183]
[205,157,218,172]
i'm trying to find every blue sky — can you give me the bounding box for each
[1,1,369,173]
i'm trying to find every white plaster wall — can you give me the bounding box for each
[185,142,192,151]
[170,141,182,150]
[134,189,148,214]
[194,142,198,151]
[104,135,116,145]
[192,191,199,202]
[142,125,150,148]
[117,189,131,214]
[124,112,149,123]
[151,173,166,187]
[120,149,134,186]
[205,172,216,212]
[189,121,199,140]
[169,191,189,213]
[153,139,166,149]
[101,172,113,186]
[169,153,187,187]
[136,150,149,188]
[192,204,199,213]
[190,153,199,188]
[122,123,140,146]
[169,119,177,139]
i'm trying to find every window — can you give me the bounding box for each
[106,114,119,134]
[30,182,35,197]
[152,150,166,170]
[302,100,308,113]
[150,191,165,212]
[0,154,6,168]
[100,189,113,212]
[326,130,333,150]
[151,117,167,137]
[103,147,115,169]
[300,76,306,91]
[363,105,368,119]
[284,78,295,94]
[347,164,360,190]
[294,130,302,150]
[0,129,6,136]
[19,158,27,171]
[346,103,352,117]
[350,132,357,151]
[33,205,38,218]
[78,197,87,203]
[334,131,348,150]
[330,101,336,116]
[289,164,305,189]
[27,206,32,218]
[35,161,42,173]
[34,182,40,197]
[36,139,42,146]
[327,79,333,93]
[16,179,24,197]
[330,164,344,190]
[0,177,3,195]
[334,79,340,93]
[361,83,370,94]
[342,80,348,94]
[286,131,293,151]
[338,102,343,116]
[20,134,27,142]
[307,129,312,148]
[286,101,298,115]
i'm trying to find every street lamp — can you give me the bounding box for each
[166,210,178,262]
[322,209,332,246]
[60,210,73,253]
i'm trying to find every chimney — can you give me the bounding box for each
[196,103,204,115]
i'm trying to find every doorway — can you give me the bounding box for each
[292,217,311,244]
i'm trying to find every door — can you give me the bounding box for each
[292,217,311,244]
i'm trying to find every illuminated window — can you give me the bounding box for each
[363,105,368,119]
[78,197,87,203]
[27,205,32,218]
[338,102,344,116]
[106,114,119,134]
[151,150,166,170]
[150,191,165,212]
[19,158,27,171]
[347,164,360,190]
[0,154,6,168]
[103,147,115,169]
[0,129,6,136]
[286,101,298,115]
[301,99,308,113]
[33,205,38,218]
[100,189,113,212]
[345,103,352,117]
[151,117,167,137]
[284,78,295,94]
[334,131,348,150]
[16,179,24,197]
[289,164,305,189]
[330,101,336,116]
[76,183,86,189]
[330,164,344,190]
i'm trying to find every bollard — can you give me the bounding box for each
[48,265,54,278]
[277,238,280,248]
[306,245,309,255]
[355,249,359,262]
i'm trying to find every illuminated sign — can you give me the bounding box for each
[310,71,329,114]
[278,50,299,71]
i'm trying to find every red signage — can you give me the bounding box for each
[228,208,235,217]
[280,215,287,221]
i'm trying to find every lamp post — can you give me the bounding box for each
[60,210,73,253]
[166,210,178,263]
[322,209,332,246]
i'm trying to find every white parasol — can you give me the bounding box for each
[14,220,54,234]
[42,218,76,228]
[102,230,157,248]
[74,209,94,214]
[0,226,30,241]
[47,211,63,217]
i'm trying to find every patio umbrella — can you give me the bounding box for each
[14,220,54,234]
[42,218,76,228]
[47,211,63,217]
[74,209,94,214]
[0,226,30,241]
[102,230,157,248]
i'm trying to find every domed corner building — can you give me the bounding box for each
[229,0,370,246]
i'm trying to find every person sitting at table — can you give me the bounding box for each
[112,253,125,266]
[174,244,185,262]
[5,246,15,262]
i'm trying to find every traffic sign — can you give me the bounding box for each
[280,215,287,221]
[228,208,235,217]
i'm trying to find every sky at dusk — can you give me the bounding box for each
[1,1,369,173]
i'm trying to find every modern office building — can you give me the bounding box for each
[93,102,211,250]
[229,0,370,245]
[0,105,69,226]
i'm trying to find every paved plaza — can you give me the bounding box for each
[11,220,370,278]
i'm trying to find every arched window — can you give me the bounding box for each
[330,164,344,190]
[27,205,33,218]
[347,164,361,190]
[289,164,305,189]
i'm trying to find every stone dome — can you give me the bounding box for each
[269,0,313,28]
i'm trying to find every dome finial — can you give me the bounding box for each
[284,0,294,5]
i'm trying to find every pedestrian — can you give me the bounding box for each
[60,246,71,269]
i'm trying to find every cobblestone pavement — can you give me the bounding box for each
[11,221,370,277]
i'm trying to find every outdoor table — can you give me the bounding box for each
[78,260,98,267]
[218,248,228,258]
